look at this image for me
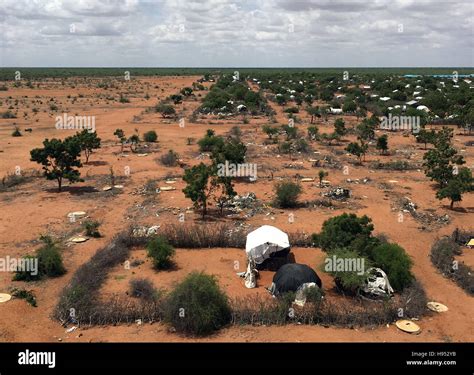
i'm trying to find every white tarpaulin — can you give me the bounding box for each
[245,225,290,265]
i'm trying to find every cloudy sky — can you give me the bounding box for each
[1,0,473,67]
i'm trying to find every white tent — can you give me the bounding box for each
[245,225,290,265]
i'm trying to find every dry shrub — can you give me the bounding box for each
[231,281,427,328]
[431,237,473,295]
[159,223,246,248]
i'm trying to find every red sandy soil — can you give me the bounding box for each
[0,76,472,342]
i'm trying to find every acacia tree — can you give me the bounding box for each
[76,130,101,163]
[183,163,213,218]
[128,134,140,153]
[156,103,176,118]
[436,167,473,209]
[30,137,82,192]
[423,127,473,209]
[113,129,126,153]
[423,127,465,187]
[307,106,321,124]
[415,128,436,150]
[346,141,367,163]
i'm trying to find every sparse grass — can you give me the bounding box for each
[129,278,161,301]
[11,288,37,307]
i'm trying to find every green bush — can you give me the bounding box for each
[37,236,66,277]
[83,220,101,238]
[197,129,224,152]
[143,130,158,142]
[273,180,302,208]
[312,213,374,252]
[370,243,413,291]
[147,236,175,270]
[324,248,372,294]
[11,288,37,307]
[164,272,231,336]
[13,236,65,281]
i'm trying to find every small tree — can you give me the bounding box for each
[274,180,302,208]
[423,127,465,188]
[415,128,436,149]
[307,126,319,141]
[376,134,388,155]
[182,163,213,217]
[346,141,366,163]
[318,170,328,187]
[128,134,140,153]
[76,129,101,163]
[342,100,357,113]
[30,137,82,192]
[306,106,321,124]
[113,129,126,153]
[262,124,279,140]
[436,167,473,209]
[334,118,346,137]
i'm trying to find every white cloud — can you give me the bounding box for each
[0,0,472,67]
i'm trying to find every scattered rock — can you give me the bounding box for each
[395,320,421,334]
[427,302,448,313]
[324,187,350,200]
[69,236,88,243]
[0,293,12,303]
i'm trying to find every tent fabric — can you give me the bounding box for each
[245,225,290,265]
[361,267,394,297]
[269,263,322,296]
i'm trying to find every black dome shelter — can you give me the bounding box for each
[270,263,322,296]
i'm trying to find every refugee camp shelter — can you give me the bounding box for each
[268,263,322,296]
[245,225,290,269]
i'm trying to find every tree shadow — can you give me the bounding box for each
[55,186,100,195]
